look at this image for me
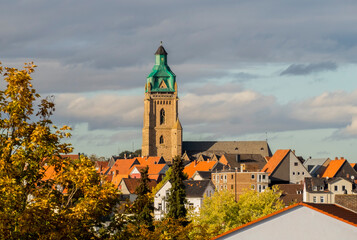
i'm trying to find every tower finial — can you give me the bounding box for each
[160,41,163,46]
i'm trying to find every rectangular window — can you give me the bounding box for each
[320,196,324,203]
[294,162,298,166]
[342,185,346,191]
[231,185,234,190]
[158,203,162,211]
[313,196,317,203]
[189,203,194,209]
[166,190,170,198]
[262,175,266,180]
[293,172,295,175]
[213,175,215,180]
[231,174,234,179]
[334,186,338,191]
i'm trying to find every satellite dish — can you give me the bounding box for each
[351,176,355,180]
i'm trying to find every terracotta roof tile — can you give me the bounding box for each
[121,178,157,194]
[184,161,217,178]
[321,159,346,178]
[261,149,290,175]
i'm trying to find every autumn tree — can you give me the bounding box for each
[0,63,119,239]
[166,155,187,221]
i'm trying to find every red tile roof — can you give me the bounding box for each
[135,156,164,165]
[261,149,290,175]
[121,178,157,194]
[321,159,346,178]
[184,160,217,179]
[213,202,357,239]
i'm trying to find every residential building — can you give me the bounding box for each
[184,160,225,179]
[192,171,212,180]
[154,179,215,220]
[303,177,353,204]
[129,163,169,182]
[220,153,268,172]
[320,157,357,180]
[118,178,157,202]
[303,157,330,177]
[213,203,357,240]
[261,149,311,184]
[276,184,303,206]
[212,170,269,201]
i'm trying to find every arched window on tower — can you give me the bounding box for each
[160,108,165,125]
[160,135,164,144]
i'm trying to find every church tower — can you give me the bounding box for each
[142,43,182,161]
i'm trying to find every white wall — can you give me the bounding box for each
[218,206,357,240]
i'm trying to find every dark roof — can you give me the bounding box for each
[182,141,272,159]
[223,154,267,171]
[304,203,357,225]
[304,177,328,192]
[155,45,168,55]
[276,184,303,205]
[122,178,157,194]
[184,180,213,198]
[194,171,212,179]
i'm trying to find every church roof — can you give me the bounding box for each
[155,45,168,55]
[182,141,272,159]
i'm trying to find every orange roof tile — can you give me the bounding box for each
[351,163,356,168]
[130,164,167,176]
[111,174,128,188]
[261,149,290,176]
[135,156,164,165]
[321,159,346,178]
[110,159,138,175]
[184,161,217,179]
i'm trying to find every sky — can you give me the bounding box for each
[1,0,357,162]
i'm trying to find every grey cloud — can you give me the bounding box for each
[280,62,338,76]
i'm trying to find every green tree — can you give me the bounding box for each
[131,166,154,228]
[166,156,187,220]
[193,187,284,239]
[0,63,119,239]
[191,190,239,238]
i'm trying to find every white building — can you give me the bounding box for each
[214,203,357,240]
[154,179,215,220]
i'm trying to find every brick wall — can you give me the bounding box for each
[335,195,357,212]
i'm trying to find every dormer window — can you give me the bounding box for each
[313,186,317,191]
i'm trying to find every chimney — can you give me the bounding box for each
[235,167,238,172]
[194,160,197,167]
[124,153,127,159]
[335,157,338,160]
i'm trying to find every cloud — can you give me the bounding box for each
[53,93,143,130]
[280,62,338,76]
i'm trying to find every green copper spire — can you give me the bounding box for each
[146,43,176,93]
